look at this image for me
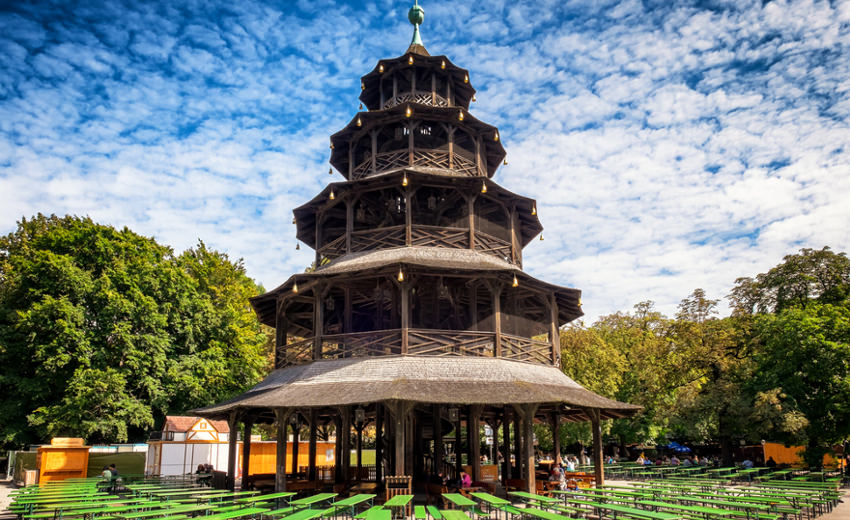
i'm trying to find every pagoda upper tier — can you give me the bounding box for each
[330,51,505,180]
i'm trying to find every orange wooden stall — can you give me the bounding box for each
[37,438,90,484]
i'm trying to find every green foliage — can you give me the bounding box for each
[0,214,272,448]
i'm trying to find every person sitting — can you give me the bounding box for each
[741,458,754,468]
[566,478,579,491]
[682,457,692,467]
[766,456,777,468]
[460,471,472,488]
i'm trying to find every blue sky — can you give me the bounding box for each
[1,0,849,322]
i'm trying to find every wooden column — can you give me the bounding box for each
[454,410,462,477]
[375,404,383,484]
[344,287,352,334]
[341,407,351,485]
[356,421,363,481]
[379,76,384,109]
[334,414,343,483]
[370,130,378,175]
[226,411,238,491]
[348,141,354,178]
[493,284,502,357]
[393,75,398,100]
[291,415,300,475]
[431,73,436,105]
[346,200,353,253]
[467,195,475,250]
[448,127,455,169]
[241,418,253,490]
[588,408,605,487]
[408,121,414,166]
[474,135,482,175]
[387,401,412,476]
[549,293,560,366]
[308,409,318,482]
[551,412,561,463]
[512,411,522,479]
[515,404,538,492]
[404,190,412,245]
[314,286,324,360]
[470,405,483,482]
[433,404,443,476]
[509,206,520,266]
[400,282,409,354]
[274,299,286,369]
[501,406,510,484]
[274,408,291,492]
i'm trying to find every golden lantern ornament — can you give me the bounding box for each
[405,105,412,117]
[494,131,499,142]
[464,74,469,83]
[503,159,508,165]
[379,63,384,73]
[356,116,362,127]
[540,234,544,241]
[481,181,487,194]
[441,60,446,69]
[408,55,414,65]
[472,95,477,102]
[458,110,464,121]
[329,189,335,200]
[397,267,405,282]
[292,281,299,294]
[512,275,519,288]
[296,243,300,250]
[292,217,297,224]
[330,142,334,149]
[402,173,409,187]
[359,103,363,109]
[531,204,537,216]
[361,82,365,91]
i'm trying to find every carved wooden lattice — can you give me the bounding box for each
[501,334,552,364]
[351,149,479,179]
[319,234,346,261]
[410,225,469,249]
[280,338,315,368]
[351,226,406,251]
[474,230,512,260]
[321,330,403,358]
[407,329,495,357]
[382,91,449,110]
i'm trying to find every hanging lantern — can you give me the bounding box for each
[359,103,363,110]
[290,413,299,425]
[355,406,366,425]
[441,60,446,70]
[448,407,459,422]
[292,217,297,224]
[402,173,409,187]
[531,204,536,216]
[296,243,300,250]
[458,110,464,121]
[503,159,508,166]
[512,274,519,288]
[472,95,477,102]
[397,267,404,282]
[540,234,544,241]
[427,194,437,210]
[405,105,412,118]
[408,55,414,65]
[379,63,384,73]
[494,131,499,142]
[328,167,333,175]
[464,74,469,83]
[481,181,487,194]
[578,298,582,307]
[329,189,335,200]
[356,116,362,127]
[361,82,365,91]
[292,281,299,293]
[330,142,334,150]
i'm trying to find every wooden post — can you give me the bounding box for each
[400,282,409,354]
[356,421,363,481]
[467,195,475,250]
[588,408,605,487]
[493,284,502,357]
[501,406,510,484]
[512,410,522,479]
[454,410,462,477]
[308,409,318,482]
[408,121,414,166]
[470,405,483,482]
[274,299,286,369]
[387,400,412,476]
[375,404,383,484]
[509,206,520,266]
[226,411,238,491]
[549,293,560,366]
[551,412,561,463]
[371,130,378,176]
[515,404,538,493]
[241,418,253,490]
[404,190,412,246]
[448,127,455,169]
[433,404,443,476]
[334,414,343,483]
[314,286,324,360]
[344,287,352,334]
[274,408,291,492]
[291,415,300,476]
[346,200,353,253]
[341,407,351,485]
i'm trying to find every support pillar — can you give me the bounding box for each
[356,421,363,481]
[375,405,383,484]
[226,411,238,491]
[386,400,413,476]
[308,409,318,482]
[470,405,483,482]
[501,406,510,484]
[433,404,443,477]
[551,412,561,464]
[514,404,538,493]
[241,418,254,490]
[274,408,292,492]
[291,414,300,475]
[588,408,605,487]
[454,410,462,477]
[512,412,522,479]
[341,407,351,485]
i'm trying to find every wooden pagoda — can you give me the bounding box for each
[196,2,639,494]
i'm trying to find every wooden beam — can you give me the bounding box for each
[588,408,605,487]
[515,404,538,493]
[467,195,475,250]
[346,200,353,253]
[493,284,502,358]
[549,292,560,367]
[470,405,482,482]
[375,404,383,484]
[501,406,510,485]
[551,412,561,464]
[433,404,443,476]
[291,415,300,475]
[274,408,291,492]
[400,283,409,354]
[341,407,351,485]
[226,411,239,491]
[308,409,318,482]
[241,418,254,490]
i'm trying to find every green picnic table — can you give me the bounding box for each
[507,492,560,505]
[366,509,392,520]
[290,492,338,510]
[470,491,510,518]
[587,502,681,520]
[439,511,470,520]
[383,494,413,519]
[119,504,213,519]
[332,494,377,518]
[201,506,270,520]
[236,491,297,506]
[443,494,476,509]
[638,500,738,519]
[265,507,325,520]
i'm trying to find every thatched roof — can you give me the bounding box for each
[193,356,640,421]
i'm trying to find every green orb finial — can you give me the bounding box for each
[408,1,424,46]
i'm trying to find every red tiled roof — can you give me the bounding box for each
[163,415,229,433]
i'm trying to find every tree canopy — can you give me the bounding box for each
[0,214,272,448]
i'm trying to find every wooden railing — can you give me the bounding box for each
[501,334,552,365]
[279,329,554,367]
[351,149,479,179]
[316,225,511,264]
[382,90,450,110]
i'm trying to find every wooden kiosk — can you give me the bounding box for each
[37,437,90,484]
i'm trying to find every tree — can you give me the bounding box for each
[0,214,272,448]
